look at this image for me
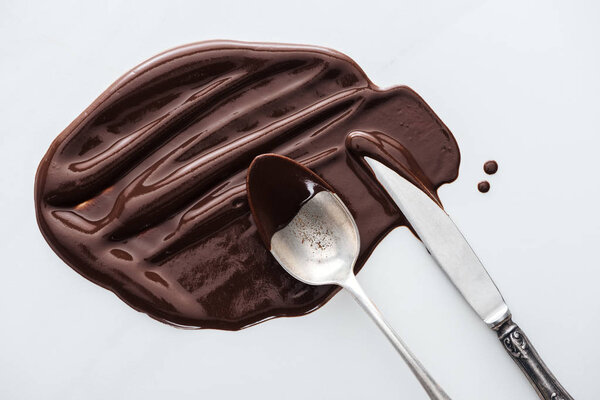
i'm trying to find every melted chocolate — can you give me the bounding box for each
[35,41,460,330]
[247,154,332,248]
[484,160,498,175]
[478,181,491,193]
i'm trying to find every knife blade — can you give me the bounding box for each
[364,156,510,327]
[364,156,574,400]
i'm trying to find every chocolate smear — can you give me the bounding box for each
[35,41,460,330]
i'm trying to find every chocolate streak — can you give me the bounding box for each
[35,41,460,330]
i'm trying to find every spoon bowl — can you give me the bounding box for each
[270,191,359,286]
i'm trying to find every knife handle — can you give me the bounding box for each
[494,318,574,400]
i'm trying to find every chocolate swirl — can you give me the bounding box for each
[35,41,460,330]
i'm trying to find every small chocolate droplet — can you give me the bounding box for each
[484,160,498,175]
[478,181,490,193]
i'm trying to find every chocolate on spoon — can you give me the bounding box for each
[246,154,334,248]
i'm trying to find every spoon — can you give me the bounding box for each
[246,154,451,400]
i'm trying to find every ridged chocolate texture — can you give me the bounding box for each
[35,41,460,330]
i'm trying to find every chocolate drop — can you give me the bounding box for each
[478,181,491,193]
[484,160,498,175]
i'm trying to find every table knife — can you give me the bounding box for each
[364,157,574,400]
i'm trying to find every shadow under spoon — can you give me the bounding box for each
[246,153,451,400]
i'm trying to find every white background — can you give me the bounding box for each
[1,0,598,399]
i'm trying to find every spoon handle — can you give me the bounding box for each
[342,275,451,400]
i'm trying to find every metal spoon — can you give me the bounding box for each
[247,155,451,400]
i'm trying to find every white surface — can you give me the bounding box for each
[0,1,598,399]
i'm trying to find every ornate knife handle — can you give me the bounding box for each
[494,318,574,400]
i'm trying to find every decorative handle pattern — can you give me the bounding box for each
[494,318,574,400]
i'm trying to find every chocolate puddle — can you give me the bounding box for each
[35,41,460,330]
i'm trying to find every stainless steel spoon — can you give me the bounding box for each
[255,174,452,400]
[271,191,450,400]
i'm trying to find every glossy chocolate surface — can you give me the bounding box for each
[35,41,460,330]
[247,154,333,248]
